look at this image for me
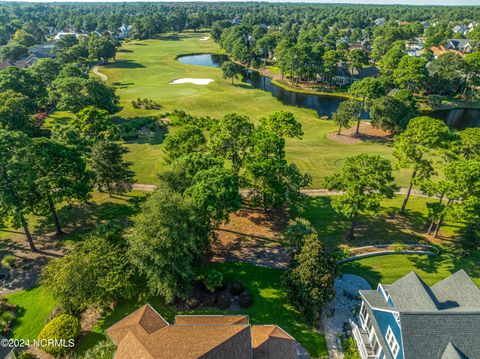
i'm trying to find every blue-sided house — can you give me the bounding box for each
[350,270,480,359]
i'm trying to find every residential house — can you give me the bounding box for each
[431,39,474,58]
[405,38,425,57]
[106,304,305,359]
[350,270,480,359]
[53,32,87,41]
[452,24,468,35]
[0,60,13,71]
[30,42,55,58]
[118,24,133,39]
[231,16,242,25]
[375,18,387,27]
[445,39,474,53]
[12,54,38,69]
[420,21,430,29]
[44,26,58,37]
[321,63,379,86]
[349,40,372,53]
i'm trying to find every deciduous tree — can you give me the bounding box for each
[128,186,211,302]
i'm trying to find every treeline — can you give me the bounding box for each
[213,18,479,99]
[0,2,479,44]
[0,35,134,252]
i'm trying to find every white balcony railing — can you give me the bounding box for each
[350,319,376,359]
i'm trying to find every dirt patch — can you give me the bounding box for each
[327,122,393,145]
[211,207,290,269]
[0,234,65,295]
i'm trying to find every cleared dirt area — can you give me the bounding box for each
[211,207,291,269]
[327,122,393,144]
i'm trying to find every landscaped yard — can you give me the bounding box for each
[301,194,457,249]
[5,287,56,341]
[93,32,412,187]
[75,262,328,358]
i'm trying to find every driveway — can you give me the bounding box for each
[321,274,371,359]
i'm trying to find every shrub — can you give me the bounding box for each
[1,255,17,269]
[230,281,245,296]
[392,242,407,252]
[0,310,16,335]
[460,224,480,255]
[342,337,361,359]
[82,340,115,359]
[16,352,35,359]
[239,290,254,308]
[217,292,230,309]
[37,314,80,356]
[202,269,223,293]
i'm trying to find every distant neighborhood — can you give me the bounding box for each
[0,24,132,70]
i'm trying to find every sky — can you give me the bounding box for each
[1,0,479,5]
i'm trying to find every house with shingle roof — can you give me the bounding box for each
[106,304,303,358]
[350,270,480,359]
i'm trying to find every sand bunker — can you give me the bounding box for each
[199,36,211,41]
[169,78,214,85]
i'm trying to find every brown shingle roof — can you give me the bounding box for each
[175,315,249,325]
[106,304,168,345]
[252,325,297,359]
[106,304,298,359]
[115,323,251,359]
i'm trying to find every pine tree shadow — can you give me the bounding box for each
[33,195,145,242]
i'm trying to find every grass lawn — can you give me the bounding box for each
[5,287,56,341]
[299,193,479,290]
[76,262,327,358]
[300,194,458,249]
[94,32,411,187]
[0,192,146,341]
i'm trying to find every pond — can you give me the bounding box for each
[177,53,228,68]
[428,108,480,130]
[177,54,480,127]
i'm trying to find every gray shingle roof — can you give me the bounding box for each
[441,342,468,359]
[383,272,438,311]
[431,269,480,310]
[359,290,391,310]
[401,312,480,359]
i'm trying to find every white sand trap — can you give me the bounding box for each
[169,78,214,85]
[199,36,211,41]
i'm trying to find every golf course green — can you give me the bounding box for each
[99,32,411,187]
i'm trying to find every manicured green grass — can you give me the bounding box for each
[76,262,327,358]
[299,193,477,289]
[301,194,456,249]
[97,32,411,187]
[343,251,480,288]
[5,287,56,341]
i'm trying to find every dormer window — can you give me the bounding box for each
[385,326,399,358]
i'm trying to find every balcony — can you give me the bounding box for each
[350,319,377,359]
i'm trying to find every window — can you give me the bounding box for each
[385,326,399,358]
